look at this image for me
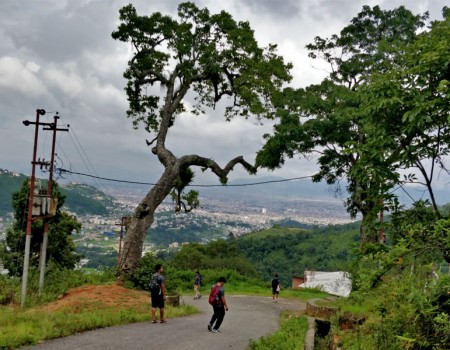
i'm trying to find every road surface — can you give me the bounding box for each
[22,295,306,350]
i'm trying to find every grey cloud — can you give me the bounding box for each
[1,0,448,189]
[242,0,301,19]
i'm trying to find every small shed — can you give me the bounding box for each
[291,276,305,289]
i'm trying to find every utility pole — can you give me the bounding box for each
[21,109,43,307]
[39,114,68,292]
[21,109,68,307]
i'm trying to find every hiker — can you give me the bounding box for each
[208,276,228,333]
[271,273,281,302]
[193,270,203,300]
[150,264,167,323]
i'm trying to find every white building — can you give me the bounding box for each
[299,270,352,297]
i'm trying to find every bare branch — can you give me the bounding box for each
[178,154,257,183]
[146,137,157,146]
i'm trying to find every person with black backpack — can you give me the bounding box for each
[150,264,167,323]
[271,273,281,302]
[207,276,228,333]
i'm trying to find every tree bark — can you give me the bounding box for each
[119,166,178,274]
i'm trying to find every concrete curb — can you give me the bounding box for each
[304,316,316,350]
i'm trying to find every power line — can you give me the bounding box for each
[55,168,314,187]
[57,118,110,195]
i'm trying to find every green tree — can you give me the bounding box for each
[358,7,450,217]
[256,6,428,243]
[0,179,82,276]
[112,2,292,274]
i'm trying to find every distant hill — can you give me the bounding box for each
[61,183,116,216]
[0,169,117,216]
[236,222,361,287]
[0,169,27,215]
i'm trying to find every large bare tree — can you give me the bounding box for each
[112,2,292,273]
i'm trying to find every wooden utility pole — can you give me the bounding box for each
[21,110,68,307]
[39,114,68,292]
[21,109,43,307]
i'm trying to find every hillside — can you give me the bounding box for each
[236,222,360,287]
[0,169,117,216]
[0,169,27,215]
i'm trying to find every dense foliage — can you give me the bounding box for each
[0,170,28,216]
[125,223,360,293]
[256,5,447,244]
[0,179,82,276]
[335,200,450,349]
[128,247,264,294]
[236,223,359,287]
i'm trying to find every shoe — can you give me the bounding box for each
[214,329,221,333]
[151,320,157,323]
[207,324,212,331]
[211,329,218,333]
[198,295,201,299]
[160,320,167,323]
[193,297,197,300]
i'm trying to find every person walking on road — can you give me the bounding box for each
[271,273,281,302]
[150,264,167,323]
[207,277,228,333]
[193,271,203,300]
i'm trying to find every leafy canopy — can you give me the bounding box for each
[0,179,82,276]
[112,2,292,133]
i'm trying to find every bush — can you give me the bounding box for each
[0,274,20,305]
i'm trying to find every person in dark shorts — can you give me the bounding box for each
[271,273,280,302]
[151,264,167,323]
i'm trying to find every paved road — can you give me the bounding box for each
[22,295,306,350]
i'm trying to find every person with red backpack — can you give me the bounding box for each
[207,277,228,333]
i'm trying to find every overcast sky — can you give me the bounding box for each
[0,0,448,195]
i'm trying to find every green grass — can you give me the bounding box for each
[247,314,309,350]
[184,282,328,302]
[0,299,196,349]
[0,267,327,349]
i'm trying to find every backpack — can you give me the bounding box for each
[149,273,161,294]
[272,278,279,289]
[209,284,220,306]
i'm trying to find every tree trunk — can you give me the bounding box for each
[360,209,379,244]
[119,166,178,274]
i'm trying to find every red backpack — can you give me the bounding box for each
[209,284,220,306]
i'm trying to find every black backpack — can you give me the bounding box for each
[149,273,161,294]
